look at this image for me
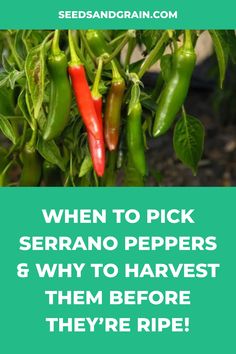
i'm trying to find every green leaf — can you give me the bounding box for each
[141,30,163,52]
[25,90,34,119]
[1,52,13,73]
[25,42,46,119]
[160,54,172,82]
[37,137,65,171]
[0,68,25,90]
[0,114,17,144]
[0,74,9,88]
[0,86,15,116]
[17,90,33,128]
[8,69,25,89]
[218,30,236,64]
[209,30,228,88]
[173,114,205,175]
[129,58,145,73]
[14,30,28,61]
[140,95,157,113]
[79,154,92,178]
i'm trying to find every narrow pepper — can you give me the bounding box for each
[85,30,125,151]
[127,101,146,176]
[20,121,42,186]
[104,61,125,151]
[87,100,105,176]
[153,30,196,137]
[103,150,118,186]
[20,144,41,186]
[68,30,100,140]
[88,57,105,177]
[124,154,144,186]
[43,30,72,141]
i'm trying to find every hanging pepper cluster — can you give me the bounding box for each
[0,29,235,186]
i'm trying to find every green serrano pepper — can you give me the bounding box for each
[153,31,196,137]
[20,143,42,186]
[127,102,146,176]
[124,154,144,186]
[43,30,72,141]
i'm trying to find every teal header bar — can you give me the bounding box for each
[0,0,235,29]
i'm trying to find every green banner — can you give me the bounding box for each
[0,0,236,28]
[1,187,235,353]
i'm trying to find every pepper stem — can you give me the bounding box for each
[124,37,136,68]
[103,30,135,65]
[182,105,187,122]
[20,120,28,149]
[52,30,61,55]
[78,30,96,63]
[68,30,81,65]
[184,30,193,51]
[111,60,122,81]
[138,30,169,79]
[5,32,23,70]
[1,160,13,180]
[172,37,178,52]
[28,119,38,148]
[91,57,103,98]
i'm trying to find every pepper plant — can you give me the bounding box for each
[0,29,235,186]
